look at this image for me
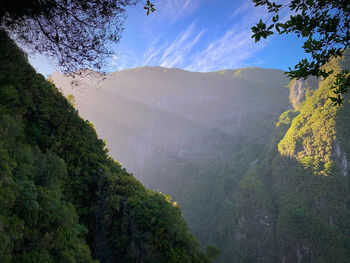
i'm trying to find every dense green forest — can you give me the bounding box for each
[231,51,350,262]
[0,31,219,262]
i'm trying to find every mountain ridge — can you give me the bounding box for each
[52,63,291,262]
[54,65,286,77]
[51,52,350,262]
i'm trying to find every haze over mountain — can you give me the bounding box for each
[52,67,290,186]
[52,66,292,261]
[2,0,349,261]
[52,52,350,262]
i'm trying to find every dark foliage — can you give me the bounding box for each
[0,0,137,72]
[0,30,216,262]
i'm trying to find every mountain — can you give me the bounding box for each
[52,50,350,263]
[233,53,350,262]
[0,31,217,262]
[51,65,292,261]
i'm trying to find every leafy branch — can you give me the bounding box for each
[251,0,350,105]
[143,0,156,16]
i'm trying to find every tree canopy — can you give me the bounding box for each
[0,0,154,73]
[251,0,350,105]
[0,29,217,263]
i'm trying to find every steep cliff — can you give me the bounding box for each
[0,31,216,262]
[233,51,350,262]
[52,65,291,261]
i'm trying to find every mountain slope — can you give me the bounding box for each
[52,65,291,261]
[52,51,350,262]
[0,30,216,263]
[233,52,350,262]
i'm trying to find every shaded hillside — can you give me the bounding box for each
[52,65,291,260]
[0,31,216,262]
[233,52,350,262]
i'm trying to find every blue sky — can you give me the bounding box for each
[29,0,308,76]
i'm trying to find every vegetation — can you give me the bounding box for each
[0,30,217,262]
[251,0,350,105]
[66,94,76,107]
[232,52,350,262]
[49,49,350,262]
[0,0,155,72]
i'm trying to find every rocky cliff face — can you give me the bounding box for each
[288,76,318,109]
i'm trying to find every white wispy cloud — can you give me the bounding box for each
[159,23,205,68]
[142,39,167,66]
[185,27,265,72]
[152,0,201,24]
[107,50,140,71]
[230,0,253,19]
[112,0,275,72]
[137,22,205,69]
[183,1,272,71]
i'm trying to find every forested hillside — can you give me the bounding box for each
[0,31,217,263]
[232,51,350,262]
[52,47,350,262]
[52,61,291,261]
